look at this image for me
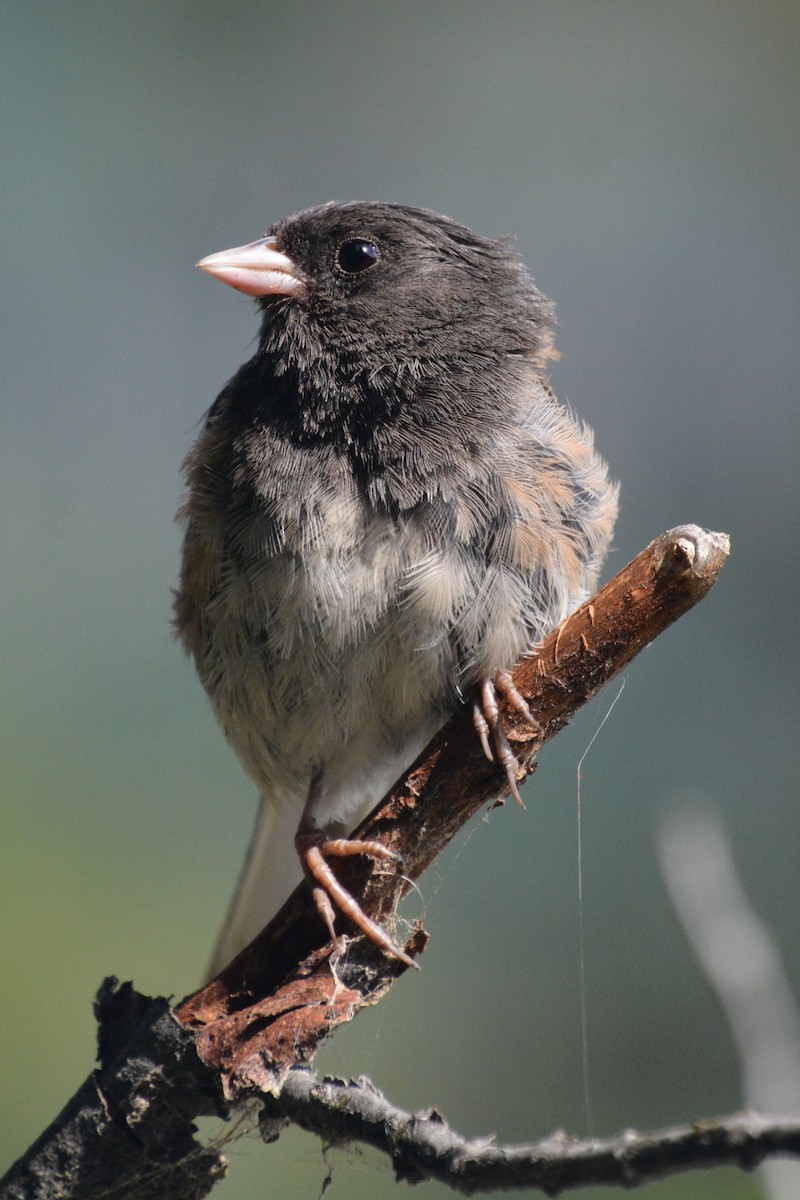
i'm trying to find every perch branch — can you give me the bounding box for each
[175,525,731,1098]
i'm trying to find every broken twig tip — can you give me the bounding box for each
[658,526,730,582]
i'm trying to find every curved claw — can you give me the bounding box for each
[472,701,494,762]
[494,669,542,733]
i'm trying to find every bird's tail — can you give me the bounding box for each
[205,796,304,981]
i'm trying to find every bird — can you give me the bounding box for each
[174,201,618,976]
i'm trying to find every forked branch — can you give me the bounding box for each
[2,526,742,1200]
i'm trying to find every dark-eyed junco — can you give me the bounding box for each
[175,201,618,974]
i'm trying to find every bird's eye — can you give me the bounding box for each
[336,238,379,274]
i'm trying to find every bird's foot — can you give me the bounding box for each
[296,778,418,970]
[472,670,541,807]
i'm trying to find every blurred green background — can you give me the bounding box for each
[2,2,798,1197]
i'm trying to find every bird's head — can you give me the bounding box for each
[200,201,553,370]
[197,202,556,456]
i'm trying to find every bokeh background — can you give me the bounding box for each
[2,2,798,1197]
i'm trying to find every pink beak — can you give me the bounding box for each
[196,235,304,298]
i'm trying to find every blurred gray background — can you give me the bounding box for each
[2,2,798,1197]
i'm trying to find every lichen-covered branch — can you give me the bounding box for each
[0,981,224,1200]
[264,1068,800,1194]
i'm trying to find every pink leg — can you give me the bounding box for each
[473,671,542,808]
[295,775,418,970]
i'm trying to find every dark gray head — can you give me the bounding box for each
[198,201,555,452]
